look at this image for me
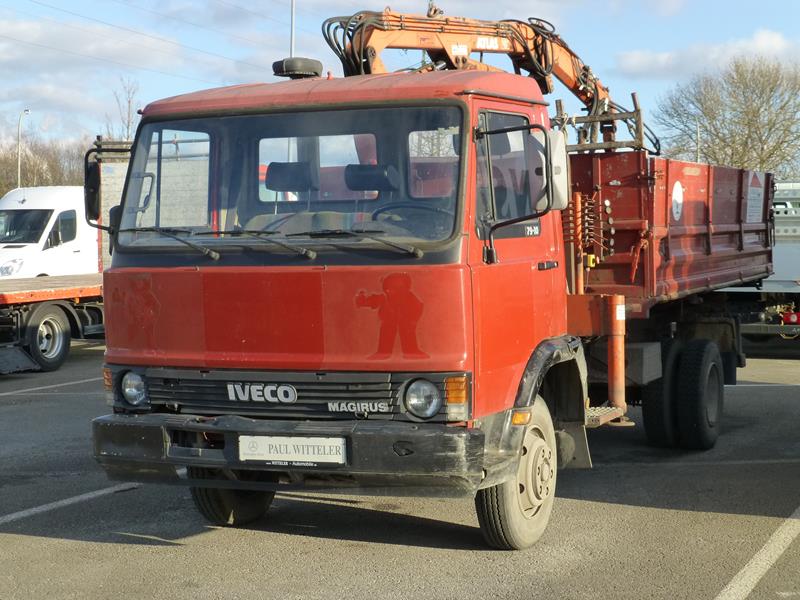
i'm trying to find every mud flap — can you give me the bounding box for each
[0,346,40,375]
[556,422,592,469]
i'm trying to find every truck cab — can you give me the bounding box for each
[0,186,99,279]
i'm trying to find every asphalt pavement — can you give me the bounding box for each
[0,343,798,600]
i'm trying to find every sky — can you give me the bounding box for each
[0,0,797,144]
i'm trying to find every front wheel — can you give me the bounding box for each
[475,396,557,550]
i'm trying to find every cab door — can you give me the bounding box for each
[469,108,561,417]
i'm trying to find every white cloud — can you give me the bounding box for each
[616,29,797,79]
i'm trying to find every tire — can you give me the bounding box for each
[475,396,556,550]
[189,468,274,527]
[24,304,71,371]
[641,339,683,448]
[676,339,724,450]
[721,351,737,386]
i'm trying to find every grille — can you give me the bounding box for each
[145,368,399,420]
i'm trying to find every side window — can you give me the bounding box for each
[408,126,459,198]
[57,210,77,243]
[477,113,540,225]
[49,210,77,246]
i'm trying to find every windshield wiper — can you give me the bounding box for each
[286,229,424,258]
[117,227,220,260]
[196,229,316,260]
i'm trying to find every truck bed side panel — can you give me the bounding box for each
[569,152,772,316]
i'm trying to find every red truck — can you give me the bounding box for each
[88,8,773,549]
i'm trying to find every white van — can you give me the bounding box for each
[0,186,99,279]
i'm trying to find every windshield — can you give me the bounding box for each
[119,106,463,253]
[0,209,53,244]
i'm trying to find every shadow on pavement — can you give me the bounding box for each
[0,484,486,551]
[557,405,800,520]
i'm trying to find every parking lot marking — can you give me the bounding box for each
[0,483,140,526]
[593,458,800,469]
[0,377,102,397]
[729,384,800,388]
[714,503,800,600]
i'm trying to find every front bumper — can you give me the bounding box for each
[93,413,486,497]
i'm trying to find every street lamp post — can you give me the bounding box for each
[290,0,296,58]
[17,108,31,189]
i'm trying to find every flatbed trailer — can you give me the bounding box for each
[0,274,103,374]
[0,140,131,376]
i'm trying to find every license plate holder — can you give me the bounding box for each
[238,435,346,466]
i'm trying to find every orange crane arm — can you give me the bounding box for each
[323,8,610,116]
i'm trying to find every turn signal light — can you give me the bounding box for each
[511,410,531,426]
[102,367,113,390]
[444,375,469,422]
[444,376,468,404]
[103,367,114,406]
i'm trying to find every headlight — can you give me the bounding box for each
[121,371,147,406]
[0,258,23,277]
[404,379,442,419]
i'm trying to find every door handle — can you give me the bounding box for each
[537,260,558,271]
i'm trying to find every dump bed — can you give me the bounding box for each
[569,151,773,317]
[0,274,103,306]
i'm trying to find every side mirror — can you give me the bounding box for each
[108,205,122,233]
[547,129,570,211]
[85,161,101,222]
[529,129,570,212]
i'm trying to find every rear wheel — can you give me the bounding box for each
[676,339,724,450]
[641,339,683,448]
[189,468,274,526]
[24,304,71,371]
[475,396,556,550]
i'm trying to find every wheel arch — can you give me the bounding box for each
[46,301,83,339]
[513,335,591,469]
[514,335,587,425]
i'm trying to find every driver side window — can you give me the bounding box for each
[476,112,534,223]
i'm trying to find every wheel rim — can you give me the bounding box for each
[37,317,64,360]
[516,426,555,519]
[705,364,721,425]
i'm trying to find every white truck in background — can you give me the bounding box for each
[0,139,131,374]
[725,182,800,343]
[0,186,99,279]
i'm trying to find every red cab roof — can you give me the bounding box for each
[142,70,545,118]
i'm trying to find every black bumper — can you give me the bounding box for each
[93,413,486,497]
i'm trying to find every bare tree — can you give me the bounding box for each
[104,76,141,141]
[655,57,800,178]
[0,135,90,197]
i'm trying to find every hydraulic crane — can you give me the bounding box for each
[323,4,659,151]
